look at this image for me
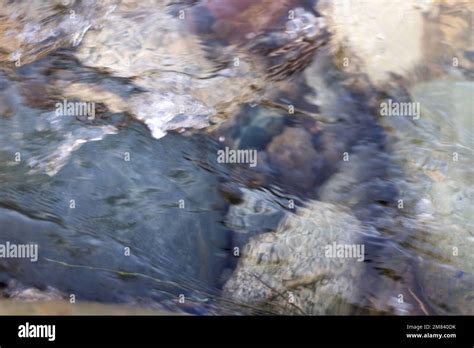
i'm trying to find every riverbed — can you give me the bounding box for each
[0,0,472,315]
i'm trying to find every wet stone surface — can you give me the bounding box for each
[0,0,472,315]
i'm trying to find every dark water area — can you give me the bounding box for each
[0,124,230,311]
[0,0,472,315]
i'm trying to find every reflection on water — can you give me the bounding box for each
[0,0,472,315]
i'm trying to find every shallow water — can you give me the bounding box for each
[0,0,472,315]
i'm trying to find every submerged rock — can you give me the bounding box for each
[192,0,329,80]
[0,0,117,66]
[225,187,287,249]
[267,127,323,191]
[128,92,211,139]
[1,279,65,302]
[0,124,234,312]
[379,79,474,315]
[320,0,424,86]
[224,201,366,314]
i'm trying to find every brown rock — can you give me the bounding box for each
[203,0,300,43]
[267,127,320,190]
